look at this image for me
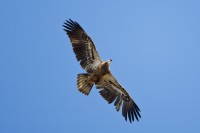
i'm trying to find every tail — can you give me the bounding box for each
[77,73,94,95]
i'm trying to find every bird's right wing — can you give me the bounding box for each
[63,19,102,73]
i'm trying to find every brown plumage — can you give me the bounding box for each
[63,19,141,123]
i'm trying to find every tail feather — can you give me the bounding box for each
[77,73,94,95]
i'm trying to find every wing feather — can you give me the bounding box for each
[96,73,141,123]
[63,19,101,73]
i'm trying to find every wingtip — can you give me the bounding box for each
[62,19,84,34]
[122,98,141,123]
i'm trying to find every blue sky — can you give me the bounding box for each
[1,0,200,132]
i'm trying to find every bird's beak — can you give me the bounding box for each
[110,59,112,62]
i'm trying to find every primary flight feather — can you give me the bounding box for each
[63,19,141,123]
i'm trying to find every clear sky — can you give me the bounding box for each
[1,0,200,133]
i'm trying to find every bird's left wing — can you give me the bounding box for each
[63,19,102,73]
[96,73,141,123]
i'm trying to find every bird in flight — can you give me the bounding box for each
[63,19,141,123]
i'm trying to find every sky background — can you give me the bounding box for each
[1,0,200,133]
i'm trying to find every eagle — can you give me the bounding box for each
[63,19,141,123]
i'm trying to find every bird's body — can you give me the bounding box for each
[88,60,110,83]
[63,19,141,123]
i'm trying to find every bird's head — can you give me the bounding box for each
[105,59,112,69]
[106,59,112,65]
[103,59,112,71]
